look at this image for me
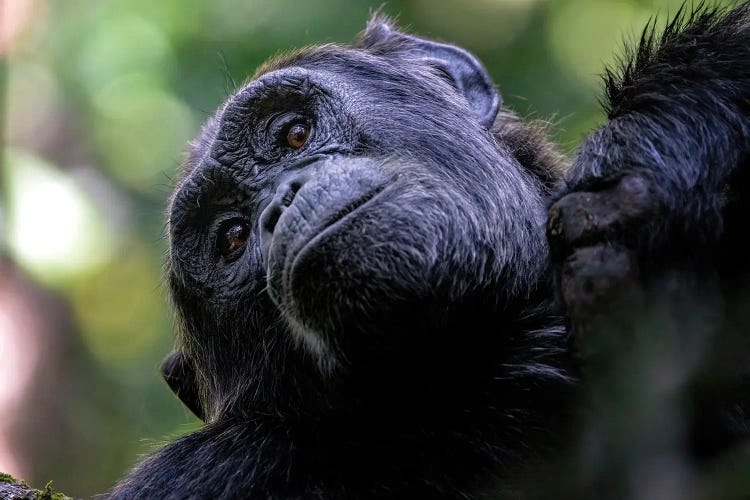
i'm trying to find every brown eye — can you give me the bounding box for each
[218,220,250,258]
[286,123,310,149]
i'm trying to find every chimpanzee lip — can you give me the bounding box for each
[275,183,389,302]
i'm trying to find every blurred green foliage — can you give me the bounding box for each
[0,0,740,497]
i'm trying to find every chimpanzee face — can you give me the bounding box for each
[166,22,551,413]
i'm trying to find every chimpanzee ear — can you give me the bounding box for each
[161,350,205,422]
[358,18,500,129]
[404,34,500,129]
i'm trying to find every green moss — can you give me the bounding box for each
[0,472,30,488]
[0,475,72,500]
[37,481,73,500]
[0,472,18,484]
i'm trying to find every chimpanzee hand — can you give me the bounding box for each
[547,0,750,332]
[547,174,659,327]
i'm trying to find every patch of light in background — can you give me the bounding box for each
[4,152,115,283]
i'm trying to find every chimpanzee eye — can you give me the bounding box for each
[286,123,311,149]
[217,219,250,259]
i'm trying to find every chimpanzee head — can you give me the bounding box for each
[166,18,561,422]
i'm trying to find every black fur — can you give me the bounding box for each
[109,3,750,498]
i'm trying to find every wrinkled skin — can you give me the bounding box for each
[109,4,750,499]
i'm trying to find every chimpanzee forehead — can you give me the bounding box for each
[250,42,418,87]
[254,45,356,80]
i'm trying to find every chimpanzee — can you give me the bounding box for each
[108,3,750,498]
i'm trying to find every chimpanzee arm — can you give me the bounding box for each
[547,3,750,465]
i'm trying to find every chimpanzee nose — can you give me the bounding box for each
[259,170,312,265]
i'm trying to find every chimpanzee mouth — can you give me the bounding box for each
[288,184,387,270]
[265,183,389,307]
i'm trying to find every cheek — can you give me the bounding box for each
[170,227,267,304]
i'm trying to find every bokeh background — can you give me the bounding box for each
[0,0,740,496]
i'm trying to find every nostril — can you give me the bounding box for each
[281,188,296,208]
[290,179,306,192]
[259,172,311,265]
[259,203,283,265]
[281,179,307,207]
[262,204,284,233]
